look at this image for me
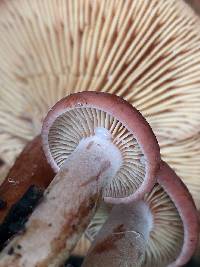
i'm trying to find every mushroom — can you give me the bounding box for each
[1,0,200,259]
[1,0,200,186]
[79,132,200,260]
[83,162,199,267]
[42,91,160,203]
[0,91,160,266]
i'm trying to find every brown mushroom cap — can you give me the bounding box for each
[156,162,199,267]
[194,220,200,263]
[1,0,200,181]
[86,162,199,267]
[42,91,160,203]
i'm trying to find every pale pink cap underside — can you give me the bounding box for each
[42,91,161,203]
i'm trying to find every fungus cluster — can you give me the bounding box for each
[0,92,198,267]
[0,0,199,265]
[0,92,160,266]
[0,0,200,212]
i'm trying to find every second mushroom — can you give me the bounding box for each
[83,162,199,267]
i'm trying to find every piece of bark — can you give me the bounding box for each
[0,135,55,223]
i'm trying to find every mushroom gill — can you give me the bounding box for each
[86,184,185,267]
[0,0,200,172]
[48,106,146,199]
[142,184,184,267]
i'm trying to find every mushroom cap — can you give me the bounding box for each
[1,0,200,175]
[155,162,199,267]
[86,162,199,267]
[162,133,200,210]
[194,219,200,263]
[42,91,160,203]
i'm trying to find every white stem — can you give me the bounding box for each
[82,201,152,267]
[0,130,122,267]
